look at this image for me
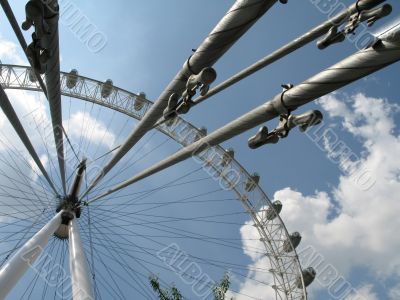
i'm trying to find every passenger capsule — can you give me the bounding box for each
[134,92,146,111]
[101,79,113,98]
[66,69,78,89]
[220,148,234,167]
[245,172,260,192]
[265,200,282,221]
[194,127,207,141]
[28,68,37,82]
[165,116,178,127]
[283,232,302,253]
[296,267,316,288]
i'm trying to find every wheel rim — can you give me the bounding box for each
[0,63,307,299]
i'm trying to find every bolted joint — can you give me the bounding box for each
[54,210,75,240]
[26,41,46,74]
[61,211,74,225]
[68,158,87,202]
[163,93,179,120]
[317,3,392,50]
[175,99,193,115]
[248,110,323,149]
[317,26,345,50]
[56,198,82,219]
[349,4,392,32]
[182,67,217,102]
[22,0,47,33]
[248,126,279,149]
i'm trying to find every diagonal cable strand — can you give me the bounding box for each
[0,0,79,194]
[88,35,400,203]
[83,0,279,197]
[0,0,47,95]
[41,1,67,194]
[190,0,388,108]
[0,86,59,195]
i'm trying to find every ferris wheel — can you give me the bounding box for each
[0,64,308,299]
[0,0,399,299]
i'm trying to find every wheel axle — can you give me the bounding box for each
[54,158,86,239]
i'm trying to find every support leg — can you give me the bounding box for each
[69,217,94,300]
[0,211,62,299]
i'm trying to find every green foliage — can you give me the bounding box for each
[149,275,182,300]
[212,272,233,300]
[170,286,183,300]
[149,273,234,300]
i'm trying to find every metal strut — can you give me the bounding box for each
[22,0,67,194]
[56,158,87,220]
[0,0,48,95]
[54,158,93,299]
[82,0,280,198]
[64,158,94,299]
[317,1,391,49]
[88,25,400,203]
[190,0,390,109]
[0,212,63,299]
[69,216,95,300]
[0,85,59,195]
[152,0,391,128]
[1,0,81,186]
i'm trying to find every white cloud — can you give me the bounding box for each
[227,256,276,300]
[0,37,26,65]
[5,89,49,122]
[29,154,49,181]
[235,93,400,299]
[66,111,116,149]
[344,285,379,300]
[0,89,51,152]
[389,283,400,300]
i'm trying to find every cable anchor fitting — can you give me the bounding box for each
[163,67,217,120]
[317,2,392,50]
[22,0,57,73]
[248,94,323,150]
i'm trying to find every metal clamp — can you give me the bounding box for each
[273,83,293,115]
[185,54,196,75]
[248,109,323,149]
[317,2,392,50]
[163,67,217,119]
[22,0,54,73]
[181,67,217,101]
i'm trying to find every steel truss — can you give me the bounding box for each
[0,63,307,299]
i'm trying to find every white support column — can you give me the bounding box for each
[0,211,62,299]
[69,217,94,300]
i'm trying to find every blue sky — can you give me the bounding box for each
[0,0,400,299]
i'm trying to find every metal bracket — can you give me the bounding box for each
[272,83,293,115]
[163,67,217,118]
[22,0,58,73]
[248,109,323,149]
[22,0,49,38]
[317,2,392,50]
[181,67,217,102]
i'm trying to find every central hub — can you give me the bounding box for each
[54,210,74,240]
[56,196,81,217]
[54,158,86,240]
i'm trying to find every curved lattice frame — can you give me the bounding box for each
[0,64,307,300]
